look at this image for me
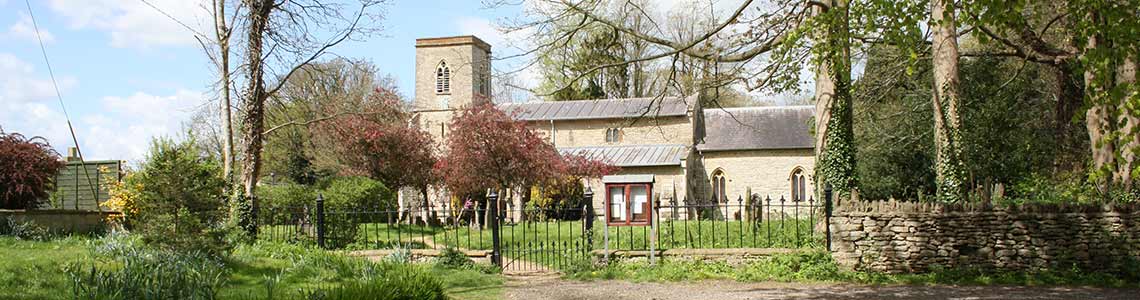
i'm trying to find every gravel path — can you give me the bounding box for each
[504,277,1140,300]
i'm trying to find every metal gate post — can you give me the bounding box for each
[316,194,326,249]
[649,195,657,265]
[584,187,595,249]
[489,190,502,267]
[824,185,833,252]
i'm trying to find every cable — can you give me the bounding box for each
[25,0,102,211]
[139,0,208,38]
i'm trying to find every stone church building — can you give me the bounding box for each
[410,35,815,221]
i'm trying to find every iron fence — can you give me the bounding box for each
[254,187,834,271]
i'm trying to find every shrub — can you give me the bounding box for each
[435,247,473,269]
[319,176,393,248]
[128,138,230,256]
[321,176,394,209]
[258,182,318,209]
[0,131,66,209]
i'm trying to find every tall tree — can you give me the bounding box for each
[811,0,857,198]
[211,0,238,186]
[930,0,967,201]
[234,0,387,232]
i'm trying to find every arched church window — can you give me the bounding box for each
[711,169,726,203]
[605,128,622,143]
[436,61,451,94]
[790,167,807,201]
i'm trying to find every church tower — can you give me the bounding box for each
[413,36,492,144]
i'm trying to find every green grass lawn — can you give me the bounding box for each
[0,237,92,300]
[0,236,502,300]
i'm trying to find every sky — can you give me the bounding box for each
[0,0,799,163]
[0,0,537,163]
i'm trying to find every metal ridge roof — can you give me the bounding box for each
[558,144,688,167]
[698,106,815,151]
[499,97,692,121]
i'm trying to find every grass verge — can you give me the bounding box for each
[566,251,1140,288]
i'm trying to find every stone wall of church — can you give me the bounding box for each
[528,116,692,148]
[413,41,489,112]
[697,148,815,202]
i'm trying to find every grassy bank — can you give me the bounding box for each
[567,251,1140,288]
[0,235,502,300]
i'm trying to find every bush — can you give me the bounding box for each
[435,247,474,269]
[258,182,318,209]
[127,138,230,256]
[319,177,393,248]
[321,176,394,209]
[0,131,66,209]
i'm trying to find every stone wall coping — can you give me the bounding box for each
[835,200,1140,215]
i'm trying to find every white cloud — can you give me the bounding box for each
[1,52,207,162]
[48,0,210,49]
[6,12,56,44]
[0,53,75,104]
[79,89,208,162]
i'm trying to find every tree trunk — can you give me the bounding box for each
[215,0,236,187]
[240,0,273,198]
[1049,61,1086,173]
[813,0,856,198]
[930,0,967,201]
[1116,58,1137,191]
[1083,12,1116,194]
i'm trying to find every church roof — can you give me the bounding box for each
[699,106,815,151]
[559,144,687,167]
[499,97,691,121]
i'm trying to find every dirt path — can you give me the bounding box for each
[504,277,1140,300]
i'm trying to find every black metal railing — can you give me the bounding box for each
[254,188,833,271]
[601,194,824,251]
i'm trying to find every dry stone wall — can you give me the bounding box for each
[829,200,1140,273]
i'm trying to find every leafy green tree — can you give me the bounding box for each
[129,138,230,256]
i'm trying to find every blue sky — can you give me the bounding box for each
[1,0,811,163]
[1,0,528,162]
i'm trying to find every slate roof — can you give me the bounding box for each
[559,144,688,167]
[498,97,691,121]
[698,106,815,151]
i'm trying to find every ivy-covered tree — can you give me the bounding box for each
[0,131,65,209]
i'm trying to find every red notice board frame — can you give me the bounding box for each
[604,182,652,226]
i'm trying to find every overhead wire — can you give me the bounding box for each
[24,0,102,211]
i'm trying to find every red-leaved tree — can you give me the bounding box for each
[436,103,564,197]
[0,131,66,209]
[314,87,437,192]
